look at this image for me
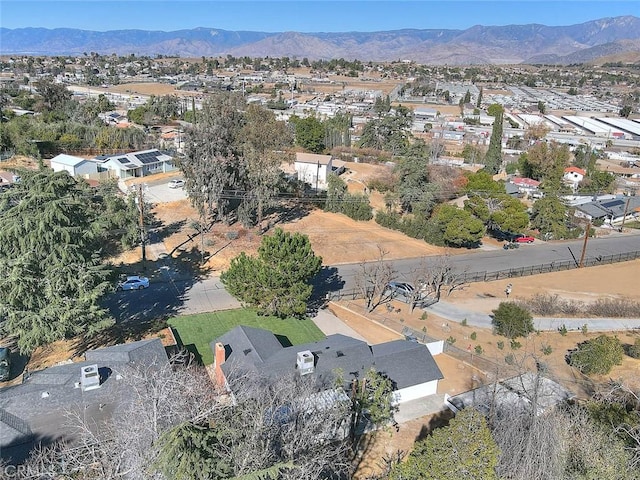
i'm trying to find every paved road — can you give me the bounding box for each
[332,233,640,292]
[426,300,640,332]
[106,233,640,328]
[105,275,240,323]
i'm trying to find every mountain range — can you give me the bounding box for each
[1,16,640,64]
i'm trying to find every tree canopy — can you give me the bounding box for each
[431,204,485,247]
[220,229,322,317]
[530,196,569,239]
[570,335,624,375]
[492,302,534,339]
[389,408,500,480]
[0,170,116,352]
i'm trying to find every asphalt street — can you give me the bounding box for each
[105,276,240,323]
[332,233,640,292]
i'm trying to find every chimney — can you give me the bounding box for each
[214,343,226,386]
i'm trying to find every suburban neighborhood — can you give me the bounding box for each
[1,7,640,480]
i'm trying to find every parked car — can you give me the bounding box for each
[168,179,185,189]
[514,235,535,243]
[385,281,415,298]
[490,229,519,242]
[116,275,150,291]
[0,347,11,382]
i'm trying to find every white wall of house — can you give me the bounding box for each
[563,172,584,183]
[52,160,98,177]
[295,161,332,190]
[426,340,444,356]
[50,155,98,177]
[392,380,439,404]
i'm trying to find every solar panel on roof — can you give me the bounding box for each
[135,152,161,164]
[602,200,624,208]
[117,157,131,164]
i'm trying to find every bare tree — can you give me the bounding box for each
[414,254,468,305]
[219,368,354,480]
[353,246,397,312]
[24,352,222,480]
[592,381,640,469]
[488,354,636,480]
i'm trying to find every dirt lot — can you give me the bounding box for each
[335,260,640,479]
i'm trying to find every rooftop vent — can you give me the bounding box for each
[296,350,315,376]
[80,364,101,392]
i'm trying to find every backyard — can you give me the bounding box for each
[167,309,325,365]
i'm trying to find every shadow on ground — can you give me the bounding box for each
[73,249,211,356]
[309,266,345,315]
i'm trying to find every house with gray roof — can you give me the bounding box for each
[96,149,176,179]
[573,195,640,225]
[211,326,444,405]
[0,339,167,464]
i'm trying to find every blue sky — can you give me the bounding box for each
[2,1,639,32]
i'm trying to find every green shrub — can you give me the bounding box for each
[581,323,588,335]
[628,338,640,359]
[492,302,534,339]
[375,211,401,230]
[541,344,553,355]
[474,345,483,355]
[505,353,515,365]
[340,193,373,221]
[420,312,428,321]
[559,324,568,336]
[510,340,522,350]
[470,332,477,340]
[461,318,468,327]
[497,340,504,350]
[569,335,624,375]
[446,336,456,345]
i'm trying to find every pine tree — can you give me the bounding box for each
[221,229,322,317]
[389,408,500,480]
[0,170,114,353]
[484,106,504,174]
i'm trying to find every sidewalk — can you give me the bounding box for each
[312,309,368,342]
[425,301,640,332]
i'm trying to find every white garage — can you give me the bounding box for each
[50,154,98,177]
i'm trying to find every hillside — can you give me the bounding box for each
[1,16,640,64]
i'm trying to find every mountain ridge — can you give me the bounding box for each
[1,16,639,64]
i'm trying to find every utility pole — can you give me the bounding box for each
[578,220,591,268]
[316,160,320,192]
[138,184,146,263]
[620,196,631,231]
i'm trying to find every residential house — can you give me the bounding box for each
[96,149,176,179]
[509,176,541,197]
[573,195,640,225]
[294,152,334,190]
[49,154,98,177]
[0,339,168,464]
[446,372,574,417]
[563,166,586,190]
[98,111,127,125]
[211,326,444,405]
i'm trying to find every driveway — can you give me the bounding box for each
[143,179,188,203]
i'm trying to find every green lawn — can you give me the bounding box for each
[167,309,326,365]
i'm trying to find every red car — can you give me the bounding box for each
[514,235,535,243]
